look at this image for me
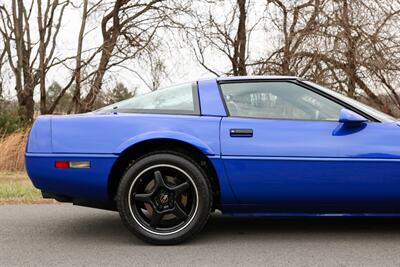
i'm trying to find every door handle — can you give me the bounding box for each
[230,128,253,137]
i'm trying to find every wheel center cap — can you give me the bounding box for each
[160,193,169,204]
[154,189,174,211]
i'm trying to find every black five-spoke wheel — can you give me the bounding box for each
[117,152,212,244]
[129,166,197,234]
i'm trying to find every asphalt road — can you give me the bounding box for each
[2,205,400,267]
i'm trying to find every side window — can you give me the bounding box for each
[220,82,344,121]
[98,82,199,114]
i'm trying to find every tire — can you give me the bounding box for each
[116,152,212,245]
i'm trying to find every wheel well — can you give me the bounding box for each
[108,139,221,209]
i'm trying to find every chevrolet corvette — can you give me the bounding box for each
[26,76,400,244]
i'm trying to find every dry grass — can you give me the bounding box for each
[0,129,56,204]
[0,128,28,172]
[0,171,55,204]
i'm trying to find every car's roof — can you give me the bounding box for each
[216,75,299,81]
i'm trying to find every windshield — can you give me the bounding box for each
[303,81,396,122]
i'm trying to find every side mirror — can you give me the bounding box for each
[339,108,368,126]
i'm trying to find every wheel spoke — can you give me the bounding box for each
[173,201,188,220]
[172,182,190,196]
[150,211,163,227]
[134,193,152,203]
[154,170,168,189]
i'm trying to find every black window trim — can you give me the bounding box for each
[98,82,201,116]
[217,79,379,122]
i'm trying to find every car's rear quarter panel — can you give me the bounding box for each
[50,113,221,154]
[26,113,222,202]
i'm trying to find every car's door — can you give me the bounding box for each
[220,80,400,213]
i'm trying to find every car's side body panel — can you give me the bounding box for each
[221,157,400,213]
[220,117,400,158]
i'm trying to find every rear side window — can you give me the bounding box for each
[98,82,199,115]
[220,81,344,121]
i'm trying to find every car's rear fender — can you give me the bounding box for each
[114,131,215,155]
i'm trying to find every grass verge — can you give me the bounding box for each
[0,171,55,204]
[0,129,28,171]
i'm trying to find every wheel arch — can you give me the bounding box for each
[108,138,221,210]
[114,131,216,155]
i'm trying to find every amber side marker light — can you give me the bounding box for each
[55,161,90,169]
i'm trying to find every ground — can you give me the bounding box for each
[0,171,54,204]
[2,173,400,266]
[2,204,400,266]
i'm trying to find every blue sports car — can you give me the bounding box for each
[26,76,400,244]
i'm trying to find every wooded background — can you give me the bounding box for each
[1,0,400,133]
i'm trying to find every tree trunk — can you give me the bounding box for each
[69,0,88,114]
[235,0,247,76]
[79,39,118,112]
[37,0,47,114]
[13,0,35,122]
[16,90,34,123]
[79,0,122,112]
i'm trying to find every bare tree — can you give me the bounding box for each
[68,0,90,114]
[0,0,71,122]
[0,1,35,122]
[256,0,400,115]
[358,1,400,112]
[0,0,189,118]
[186,0,254,76]
[2,0,400,121]
[76,0,188,112]
[255,0,325,76]
[306,0,400,113]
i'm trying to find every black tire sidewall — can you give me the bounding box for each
[117,153,212,245]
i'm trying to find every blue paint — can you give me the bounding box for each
[197,79,227,116]
[26,115,52,153]
[339,108,368,124]
[26,153,117,202]
[208,157,238,204]
[115,130,216,155]
[25,76,400,216]
[222,158,400,212]
[49,113,221,155]
[220,117,400,158]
